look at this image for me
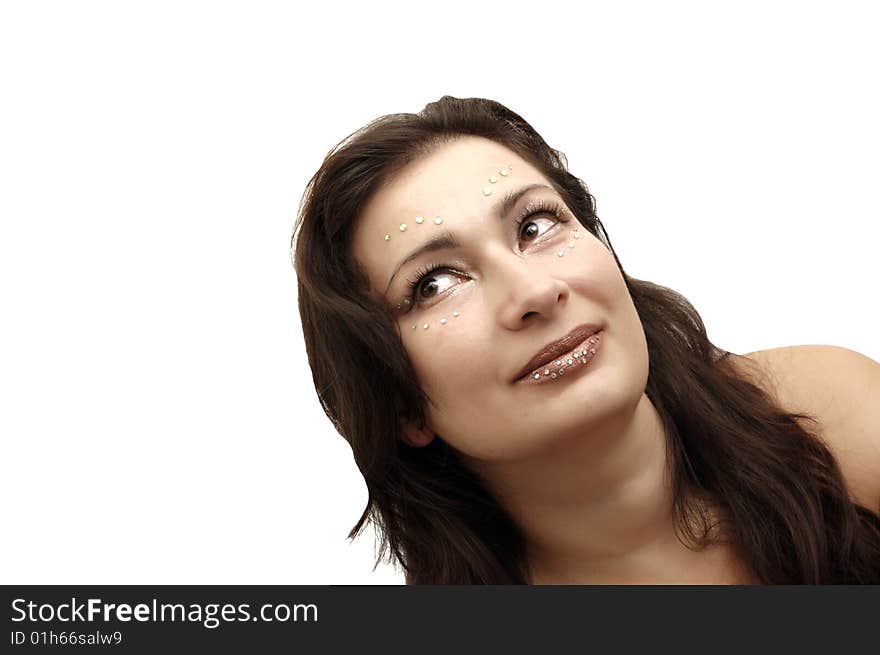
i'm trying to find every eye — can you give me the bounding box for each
[518,215,557,243]
[404,262,464,307]
[515,198,569,247]
[400,199,571,311]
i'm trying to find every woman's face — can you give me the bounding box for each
[351,136,649,463]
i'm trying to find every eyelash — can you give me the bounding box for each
[401,199,571,311]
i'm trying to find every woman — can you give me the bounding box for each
[291,96,880,584]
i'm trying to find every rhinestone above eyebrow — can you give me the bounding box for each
[440,318,447,324]
[557,251,564,257]
[434,216,442,225]
[483,186,493,196]
[384,234,391,241]
[452,310,460,317]
[399,224,407,231]
[489,176,498,183]
[415,216,424,224]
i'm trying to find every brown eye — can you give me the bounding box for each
[421,278,439,299]
[417,272,456,300]
[520,216,556,242]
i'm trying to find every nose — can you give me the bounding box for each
[490,250,570,330]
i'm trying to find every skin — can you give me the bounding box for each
[350,136,752,583]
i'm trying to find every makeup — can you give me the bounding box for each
[516,331,603,385]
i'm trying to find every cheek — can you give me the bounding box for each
[400,312,488,395]
[564,238,621,296]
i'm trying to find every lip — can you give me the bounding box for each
[513,323,603,382]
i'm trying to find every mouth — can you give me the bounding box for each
[513,324,603,383]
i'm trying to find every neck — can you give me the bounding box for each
[468,393,697,582]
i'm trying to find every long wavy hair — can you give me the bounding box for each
[290,96,880,583]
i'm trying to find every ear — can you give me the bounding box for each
[399,417,435,448]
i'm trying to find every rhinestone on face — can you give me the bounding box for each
[499,168,509,176]
[415,216,424,224]
[483,186,493,196]
[580,358,587,364]
[533,373,540,380]
[434,216,442,225]
[573,232,580,239]
[412,324,417,329]
[440,318,447,324]
[559,368,565,375]
[452,310,460,317]
[399,224,407,232]
[566,358,573,365]
[557,251,564,257]
[589,348,596,354]
[384,234,391,241]
[489,176,498,183]
[568,242,575,248]
[550,373,557,379]
[423,323,429,329]
[543,369,550,375]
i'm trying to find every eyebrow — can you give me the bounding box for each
[383,183,554,294]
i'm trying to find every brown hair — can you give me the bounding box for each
[290,96,880,583]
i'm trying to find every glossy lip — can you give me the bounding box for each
[513,323,603,382]
[516,330,603,385]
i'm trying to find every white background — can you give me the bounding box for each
[1,1,876,584]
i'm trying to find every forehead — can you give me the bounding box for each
[351,136,548,294]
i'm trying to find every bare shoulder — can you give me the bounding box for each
[728,345,880,512]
